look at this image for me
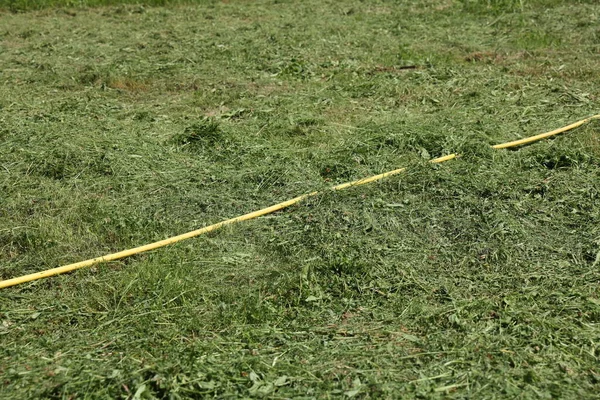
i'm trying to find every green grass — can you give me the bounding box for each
[0,0,187,11]
[1,0,600,398]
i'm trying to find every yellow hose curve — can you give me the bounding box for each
[491,114,600,149]
[0,115,598,289]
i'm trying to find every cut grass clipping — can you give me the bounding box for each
[1,115,598,289]
[2,0,600,398]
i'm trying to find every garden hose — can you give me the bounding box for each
[0,115,598,290]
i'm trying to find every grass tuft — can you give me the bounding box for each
[172,118,223,147]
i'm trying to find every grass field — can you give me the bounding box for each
[1,0,600,397]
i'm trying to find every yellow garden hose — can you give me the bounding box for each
[0,115,598,290]
[491,114,600,149]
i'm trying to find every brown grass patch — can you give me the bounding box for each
[108,77,149,92]
[464,51,504,64]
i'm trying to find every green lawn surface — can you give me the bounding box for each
[1,0,599,398]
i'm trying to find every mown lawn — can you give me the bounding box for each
[1,0,599,398]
